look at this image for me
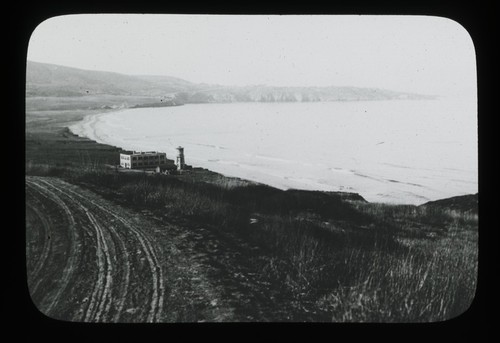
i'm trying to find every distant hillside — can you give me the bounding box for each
[194,85,432,103]
[26,61,435,106]
[26,61,197,97]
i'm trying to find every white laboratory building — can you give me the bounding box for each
[119,151,168,169]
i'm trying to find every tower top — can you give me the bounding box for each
[175,146,186,170]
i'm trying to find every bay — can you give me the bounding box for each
[70,99,478,205]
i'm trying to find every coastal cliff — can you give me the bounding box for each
[26,61,435,111]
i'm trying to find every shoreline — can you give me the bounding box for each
[65,106,477,206]
[29,122,478,213]
[24,107,479,322]
[66,111,373,203]
[26,108,477,206]
[26,108,371,203]
[67,126,368,202]
[25,123,479,322]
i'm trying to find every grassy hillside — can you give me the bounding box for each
[25,163,478,321]
[26,61,190,97]
[421,194,478,214]
[26,61,434,111]
[25,111,477,321]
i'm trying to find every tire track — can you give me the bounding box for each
[25,179,80,316]
[74,190,164,322]
[108,213,165,322]
[25,201,52,295]
[83,210,113,322]
[68,186,163,322]
[34,177,129,322]
[108,224,131,323]
[37,177,163,322]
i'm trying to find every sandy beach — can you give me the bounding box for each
[69,100,478,205]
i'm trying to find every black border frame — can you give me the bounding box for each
[11,1,494,341]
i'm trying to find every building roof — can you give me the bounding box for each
[120,151,166,156]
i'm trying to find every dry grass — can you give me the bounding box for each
[316,233,477,322]
[26,110,478,322]
[25,156,477,322]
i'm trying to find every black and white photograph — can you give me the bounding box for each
[25,14,478,323]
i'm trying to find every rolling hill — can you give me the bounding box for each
[26,60,434,109]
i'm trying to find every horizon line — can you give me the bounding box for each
[26,59,440,97]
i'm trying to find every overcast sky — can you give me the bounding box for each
[27,14,476,98]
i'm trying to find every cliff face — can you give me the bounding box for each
[184,85,433,104]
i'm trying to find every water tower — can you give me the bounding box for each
[175,146,185,170]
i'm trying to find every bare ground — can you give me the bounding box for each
[27,176,234,322]
[26,176,302,322]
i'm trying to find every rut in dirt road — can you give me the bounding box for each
[26,175,299,322]
[26,176,174,322]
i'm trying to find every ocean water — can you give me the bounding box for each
[70,99,478,205]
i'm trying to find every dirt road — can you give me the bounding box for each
[26,176,237,322]
[26,175,317,322]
